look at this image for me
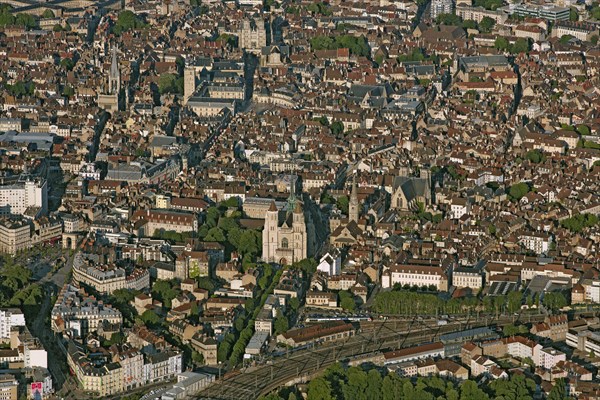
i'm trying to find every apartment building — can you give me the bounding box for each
[132,210,199,236]
[430,0,454,19]
[581,279,600,303]
[456,4,508,24]
[452,267,483,290]
[553,21,599,42]
[530,315,568,342]
[67,342,182,397]
[509,4,570,21]
[51,285,123,337]
[176,251,211,279]
[305,291,338,308]
[72,253,150,295]
[190,334,218,365]
[0,309,25,340]
[382,264,449,291]
[520,263,580,285]
[504,336,543,364]
[519,233,552,254]
[0,374,18,400]
[0,218,31,254]
[471,355,500,377]
[0,179,47,217]
[538,348,566,370]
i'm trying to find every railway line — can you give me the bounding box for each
[196,313,549,400]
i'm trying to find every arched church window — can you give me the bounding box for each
[281,238,289,248]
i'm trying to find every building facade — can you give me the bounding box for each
[0,179,47,217]
[262,200,310,265]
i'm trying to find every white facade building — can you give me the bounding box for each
[538,348,566,370]
[430,0,454,19]
[519,233,551,254]
[0,179,47,216]
[316,251,341,276]
[0,308,25,339]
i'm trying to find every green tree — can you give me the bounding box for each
[307,377,334,400]
[0,9,15,27]
[460,380,489,400]
[53,24,63,32]
[561,213,599,233]
[507,291,522,313]
[339,291,356,311]
[542,292,568,312]
[140,309,161,327]
[382,374,405,400]
[365,369,383,400]
[462,20,478,30]
[310,34,370,57]
[559,34,574,45]
[289,297,300,312]
[42,9,55,18]
[576,125,590,136]
[330,121,344,136]
[113,10,145,35]
[479,16,495,32]
[274,311,289,334]
[158,73,181,94]
[526,149,545,163]
[62,85,75,97]
[337,195,349,215]
[152,279,181,308]
[473,0,503,10]
[548,378,566,400]
[508,182,530,201]
[494,36,509,51]
[436,13,462,25]
[60,58,75,71]
[307,2,332,16]
[204,227,226,242]
[511,38,530,54]
[15,13,36,29]
[569,7,578,21]
[237,230,261,255]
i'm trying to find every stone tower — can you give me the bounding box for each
[420,168,432,204]
[262,201,279,262]
[109,46,120,95]
[292,202,307,261]
[98,46,121,113]
[183,66,196,105]
[349,174,359,223]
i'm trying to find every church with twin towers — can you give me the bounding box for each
[261,180,317,266]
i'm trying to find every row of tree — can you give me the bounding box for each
[0,259,43,319]
[373,289,568,316]
[0,6,36,29]
[560,213,599,233]
[262,363,542,400]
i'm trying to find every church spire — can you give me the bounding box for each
[349,172,359,223]
[286,174,297,213]
[109,46,120,95]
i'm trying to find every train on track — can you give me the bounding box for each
[305,314,373,323]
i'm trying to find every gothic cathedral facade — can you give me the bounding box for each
[262,201,309,265]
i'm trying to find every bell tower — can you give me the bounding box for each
[349,173,359,223]
[108,46,120,95]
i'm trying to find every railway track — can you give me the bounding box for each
[197,314,549,399]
